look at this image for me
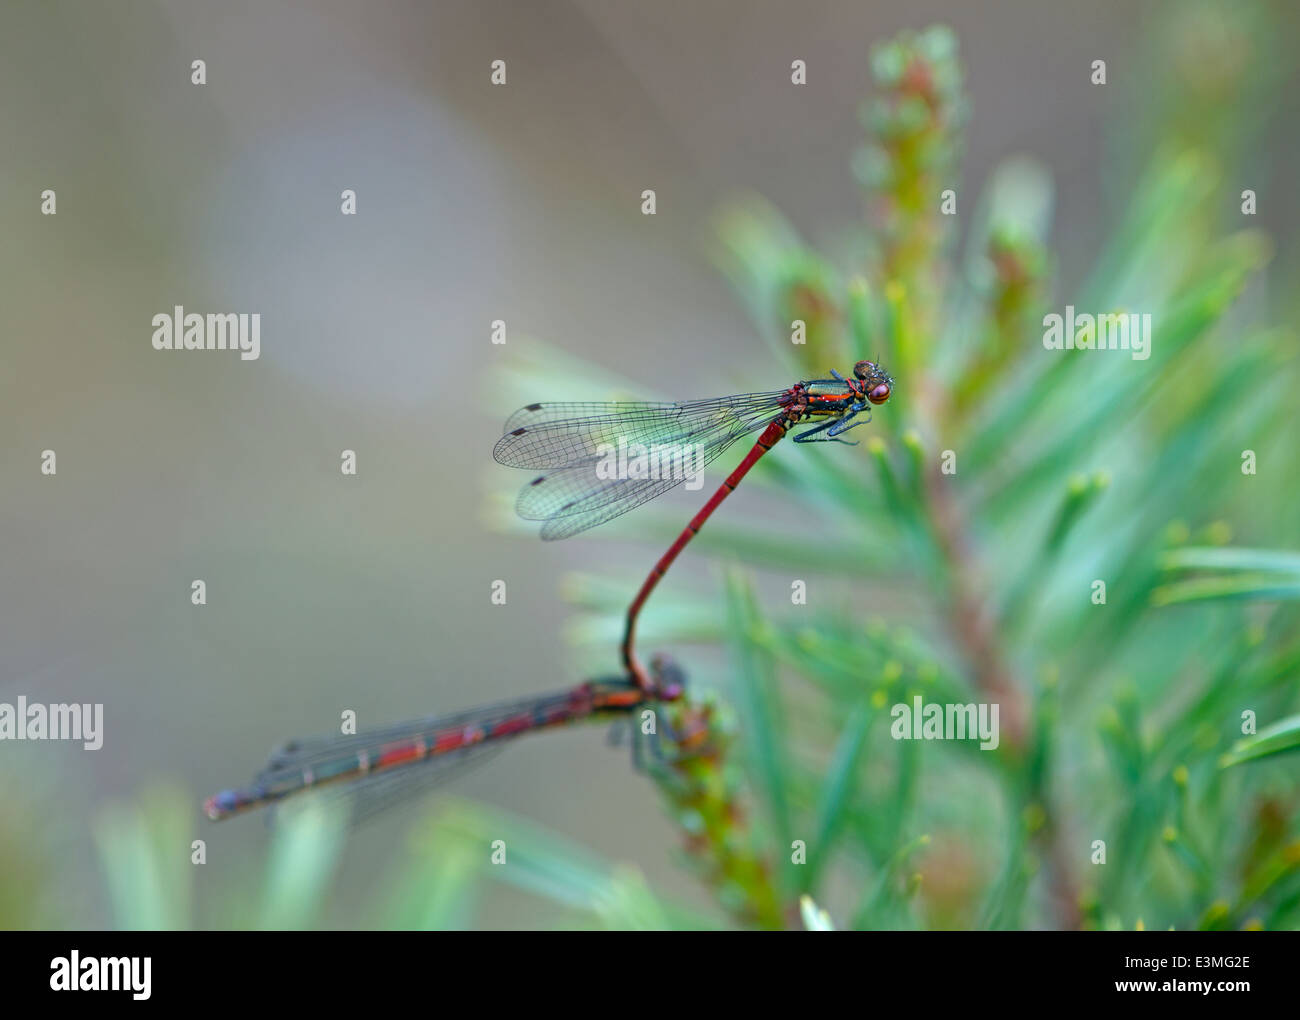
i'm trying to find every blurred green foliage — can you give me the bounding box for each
[15,9,1296,931]
[508,14,1300,931]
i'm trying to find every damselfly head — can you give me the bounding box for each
[853,360,894,405]
[649,654,687,701]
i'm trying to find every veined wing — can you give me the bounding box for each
[253,684,634,825]
[516,400,783,540]
[207,688,586,820]
[272,743,509,828]
[494,392,788,471]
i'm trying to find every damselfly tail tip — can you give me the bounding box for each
[203,790,240,821]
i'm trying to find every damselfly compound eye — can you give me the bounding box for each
[868,383,891,404]
[853,360,877,380]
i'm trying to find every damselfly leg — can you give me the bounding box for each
[792,403,872,444]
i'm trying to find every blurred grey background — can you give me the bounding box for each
[2,0,1296,927]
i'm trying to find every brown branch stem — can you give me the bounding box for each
[923,459,1082,929]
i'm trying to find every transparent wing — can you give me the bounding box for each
[493,392,788,470]
[208,688,584,821]
[497,394,787,540]
[515,425,748,521]
[269,743,509,829]
[537,473,694,540]
[529,423,772,539]
[253,687,581,783]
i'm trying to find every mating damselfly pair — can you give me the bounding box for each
[204,361,893,821]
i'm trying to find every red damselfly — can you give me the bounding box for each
[204,660,689,822]
[494,360,894,691]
